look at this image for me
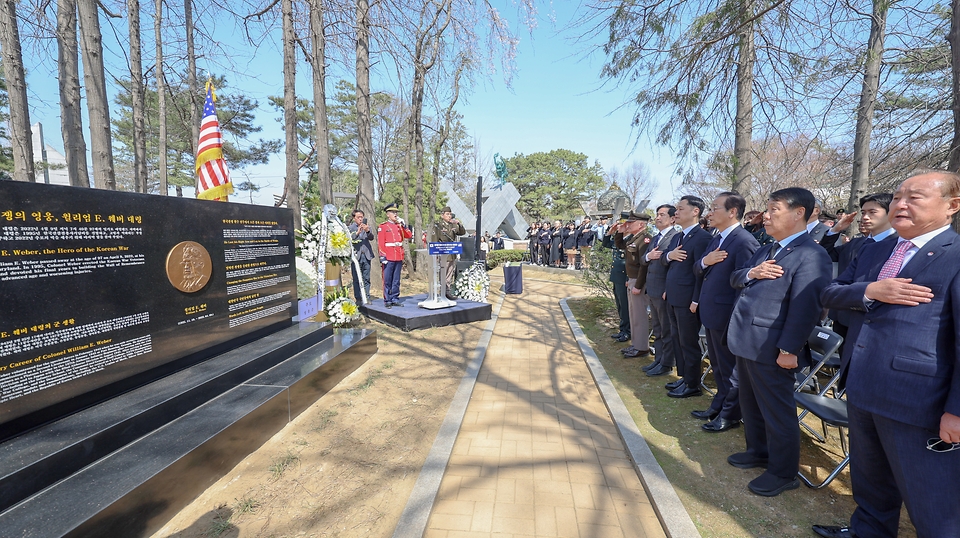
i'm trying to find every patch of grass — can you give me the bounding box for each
[349,360,395,394]
[206,508,233,537]
[233,496,259,515]
[268,451,300,481]
[313,409,339,431]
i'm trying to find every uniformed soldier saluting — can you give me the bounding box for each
[378,203,413,308]
[432,206,466,299]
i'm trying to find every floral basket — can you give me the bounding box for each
[324,289,361,327]
[453,262,490,303]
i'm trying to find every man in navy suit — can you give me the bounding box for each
[641,205,678,375]
[726,187,832,497]
[691,192,760,432]
[814,171,960,538]
[819,192,896,359]
[661,195,712,397]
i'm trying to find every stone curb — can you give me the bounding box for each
[560,297,702,538]
[391,290,507,538]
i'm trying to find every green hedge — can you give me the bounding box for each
[485,249,527,269]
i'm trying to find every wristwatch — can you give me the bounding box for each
[779,349,791,355]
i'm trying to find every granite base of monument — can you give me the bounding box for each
[0,323,377,538]
[361,293,492,331]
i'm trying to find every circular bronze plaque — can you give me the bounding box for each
[166,241,213,293]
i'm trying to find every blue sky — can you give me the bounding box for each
[21,2,680,209]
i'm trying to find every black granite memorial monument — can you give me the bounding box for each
[0,181,377,537]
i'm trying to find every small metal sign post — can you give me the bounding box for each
[419,242,463,310]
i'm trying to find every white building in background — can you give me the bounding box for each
[31,123,72,186]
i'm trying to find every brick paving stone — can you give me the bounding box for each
[423,281,668,538]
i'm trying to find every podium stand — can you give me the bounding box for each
[419,242,462,310]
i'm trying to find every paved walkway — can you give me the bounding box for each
[422,280,668,538]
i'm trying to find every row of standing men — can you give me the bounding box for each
[604,173,960,538]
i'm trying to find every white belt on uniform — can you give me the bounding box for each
[384,242,403,247]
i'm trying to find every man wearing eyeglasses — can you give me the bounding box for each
[816,170,960,538]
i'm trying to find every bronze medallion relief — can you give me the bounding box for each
[166,241,212,293]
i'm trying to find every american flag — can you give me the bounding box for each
[195,81,233,201]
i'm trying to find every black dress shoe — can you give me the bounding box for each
[620,346,637,355]
[623,349,650,358]
[646,364,672,376]
[668,385,702,398]
[690,409,719,421]
[702,417,741,432]
[385,302,393,309]
[748,472,800,497]
[616,334,631,342]
[641,361,660,372]
[727,452,768,469]
[610,332,625,339]
[812,525,856,538]
[665,379,684,390]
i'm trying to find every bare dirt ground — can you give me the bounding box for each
[152,276,487,538]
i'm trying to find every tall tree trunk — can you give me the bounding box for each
[431,64,463,222]
[948,0,960,171]
[128,0,148,193]
[0,0,33,182]
[78,0,116,189]
[310,0,333,208]
[282,0,301,230]
[731,0,755,194]
[848,0,888,212]
[355,0,374,218]
[185,0,200,195]
[411,71,425,235]
[56,0,89,188]
[155,0,167,195]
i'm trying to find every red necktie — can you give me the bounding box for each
[877,240,914,280]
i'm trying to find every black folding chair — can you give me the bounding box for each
[795,386,849,489]
[794,327,843,442]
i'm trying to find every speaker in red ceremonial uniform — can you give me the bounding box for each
[377,203,413,308]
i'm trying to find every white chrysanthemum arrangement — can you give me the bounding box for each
[324,289,361,327]
[453,262,490,302]
[295,257,318,299]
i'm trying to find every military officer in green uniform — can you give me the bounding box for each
[432,206,466,298]
[618,210,653,358]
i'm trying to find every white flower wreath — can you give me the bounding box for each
[453,263,490,302]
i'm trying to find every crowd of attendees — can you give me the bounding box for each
[525,217,605,269]
[600,171,960,538]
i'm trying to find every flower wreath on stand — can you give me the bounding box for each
[453,261,491,303]
[296,205,363,327]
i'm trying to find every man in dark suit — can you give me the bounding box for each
[726,187,832,497]
[641,205,678,375]
[819,192,896,356]
[691,192,760,432]
[807,198,830,244]
[491,231,505,250]
[814,171,960,538]
[661,195,712,397]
